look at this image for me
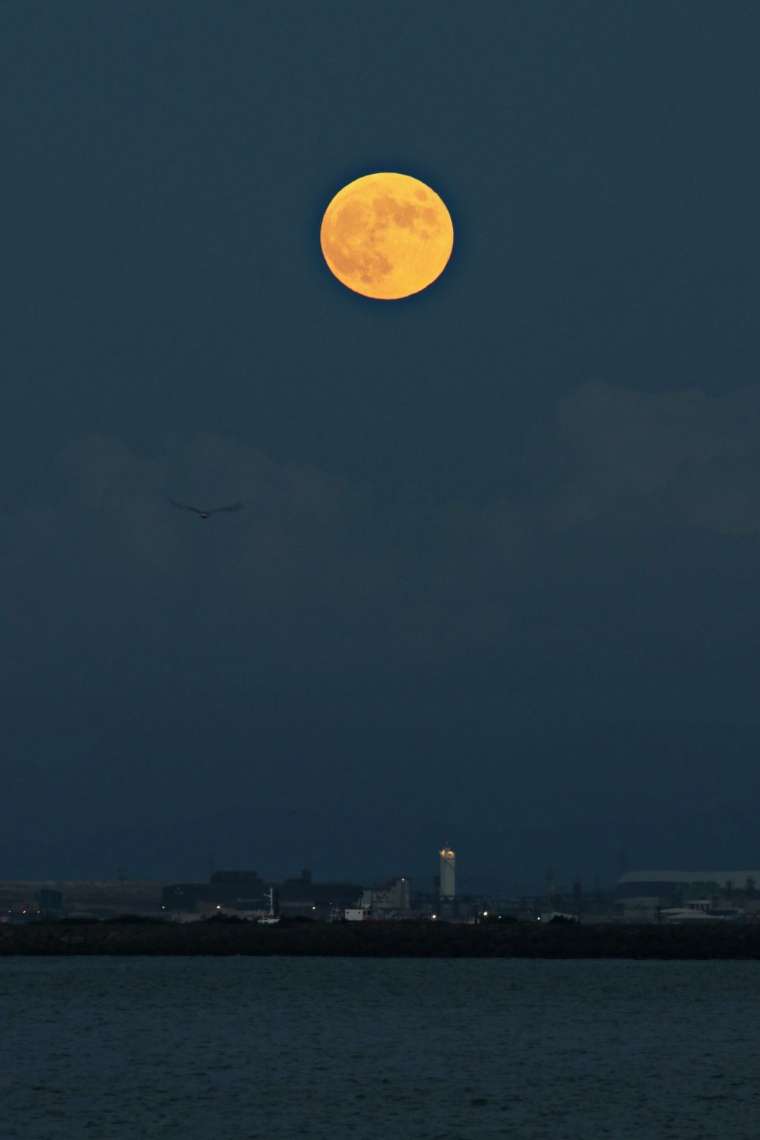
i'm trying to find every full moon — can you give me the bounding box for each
[320,172,454,300]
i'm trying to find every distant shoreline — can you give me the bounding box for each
[3,920,760,959]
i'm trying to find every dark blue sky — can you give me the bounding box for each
[2,1,759,890]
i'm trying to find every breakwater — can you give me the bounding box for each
[3,919,760,958]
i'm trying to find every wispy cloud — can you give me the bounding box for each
[551,381,760,534]
[4,381,760,669]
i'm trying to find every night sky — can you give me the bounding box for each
[3,2,759,890]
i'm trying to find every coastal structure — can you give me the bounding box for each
[162,868,363,919]
[360,877,411,915]
[616,869,760,922]
[439,848,456,900]
[162,870,269,915]
[0,879,162,919]
[277,869,363,919]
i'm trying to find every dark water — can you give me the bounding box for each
[2,956,758,1139]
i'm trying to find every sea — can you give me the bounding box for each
[2,956,758,1139]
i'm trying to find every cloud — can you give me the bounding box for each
[2,430,533,665]
[551,381,760,534]
[0,434,351,663]
[4,381,760,674]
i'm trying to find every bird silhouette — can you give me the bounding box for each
[169,498,244,520]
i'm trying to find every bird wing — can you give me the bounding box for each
[169,498,204,515]
[208,501,244,514]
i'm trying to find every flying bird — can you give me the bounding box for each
[169,498,244,520]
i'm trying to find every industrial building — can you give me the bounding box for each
[360,877,411,915]
[616,869,760,922]
[162,868,363,919]
[277,869,363,919]
[161,870,270,914]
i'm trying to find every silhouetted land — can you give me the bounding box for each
[3,920,760,958]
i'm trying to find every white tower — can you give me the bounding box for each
[439,847,456,900]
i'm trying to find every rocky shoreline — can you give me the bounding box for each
[3,919,760,958]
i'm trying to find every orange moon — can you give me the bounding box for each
[320,172,454,300]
